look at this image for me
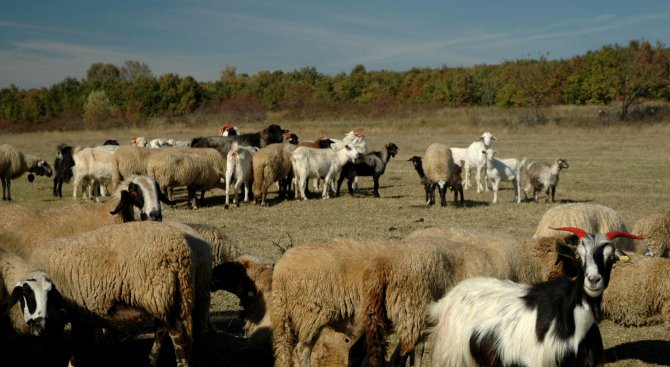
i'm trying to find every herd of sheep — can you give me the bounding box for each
[0,125,668,366]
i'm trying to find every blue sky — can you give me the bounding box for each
[1,0,669,89]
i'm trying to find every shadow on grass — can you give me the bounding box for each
[605,340,670,365]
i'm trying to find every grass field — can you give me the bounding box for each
[1,110,669,366]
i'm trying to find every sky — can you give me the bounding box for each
[1,0,669,89]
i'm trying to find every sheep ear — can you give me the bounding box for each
[155,181,175,206]
[6,286,23,314]
[110,190,133,220]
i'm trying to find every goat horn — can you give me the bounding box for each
[550,227,587,238]
[605,231,645,241]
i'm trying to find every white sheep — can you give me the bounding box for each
[71,144,120,200]
[0,144,53,201]
[5,221,202,367]
[533,203,634,252]
[428,228,641,367]
[225,142,258,208]
[462,131,496,193]
[423,143,455,206]
[523,158,569,203]
[291,143,360,200]
[252,142,298,206]
[0,246,65,337]
[483,148,527,203]
[632,212,670,257]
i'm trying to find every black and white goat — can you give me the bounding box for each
[52,144,74,198]
[336,143,398,197]
[429,227,643,367]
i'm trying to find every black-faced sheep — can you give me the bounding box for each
[0,144,53,201]
[336,142,398,197]
[523,158,569,203]
[423,143,455,206]
[632,212,670,257]
[52,143,74,198]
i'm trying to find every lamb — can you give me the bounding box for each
[52,143,74,198]
[71,144,121,200]
[461,131,497,193]
[0,144,53,201]
[146,147,226,209]
[632,212,670,257]
[423,143,455,206]
[533,203,634,252]
[336,142,398,197]
[225,142,258,208]
[523,158,569,203]
[483,148,527,204]
[4,221,204,367]
[252,141,298,206]
[0,246,66,337]
[428,228,641,367]
[291,142,360,200]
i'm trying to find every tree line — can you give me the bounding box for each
[1,40,668,125]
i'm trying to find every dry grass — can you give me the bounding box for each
[1,107,669,366]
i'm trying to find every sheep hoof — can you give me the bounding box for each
[224,204,229,209]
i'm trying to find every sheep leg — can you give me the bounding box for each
[149,326,168,366]
[463,162,471,190]
[296,341,314,367]
[491,178,499,203]
[1,177,7,200]
[438,182,447,207]
[347,176,356,197]
[187,187,198,209]
[167,320,191,367]
[234,178,244,206]
[335,174,345,196]
[550,185,556,202]
[372,174,380,197]
[321,176,331,199]
[298,175,308,201]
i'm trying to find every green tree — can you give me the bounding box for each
[120,60,153,81]
[83,89,116,122]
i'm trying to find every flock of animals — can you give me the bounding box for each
[0,124,668,367]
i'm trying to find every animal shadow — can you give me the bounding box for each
[605,340,670,365]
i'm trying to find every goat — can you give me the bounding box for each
[462,131,496,193]
[483,148,527,204]
[524,158,569,203]
[429,227,642,367]
[336,143,398,197]
[291,143,360,200]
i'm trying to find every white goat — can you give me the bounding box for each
[225,142,258,208]
[483,148,526,204]
[330,129,367,190]
[291,143,360,200]
[462,131,496,193]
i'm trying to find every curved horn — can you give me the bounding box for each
[550,226,587,239]
[605,231,644,241]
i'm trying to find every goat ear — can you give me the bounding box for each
[554,237,579,276]
[6,286,23,314]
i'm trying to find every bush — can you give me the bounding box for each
[82,90,117,122]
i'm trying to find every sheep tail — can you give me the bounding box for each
[360,259,391,367]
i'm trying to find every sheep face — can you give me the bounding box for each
[557,158,569,170]
[386,143,399,158]
[32,160,53,178]
[8,272,63,336]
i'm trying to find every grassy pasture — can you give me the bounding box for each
[0,110,669,366]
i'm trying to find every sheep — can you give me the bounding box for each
[533,203,634,252]
[523,158,569,203]
[102,139,119,146]
[428,228,642,367]
[298,136,334,149]
[191,124,288,157]
[0,144,53,201]
[5,221,204,367]
[146,147,226,209]
[483,148,527,204]
[52,143,74,198]
[71,144,121,200]
[130,136,147,147]
[461,131,496,193]
[0,246,66,337]
[252,141,298,206]
[225,142,258,208]
[336,142,399,197]
[423,143,455,206]
[600,253,670,327]
[148,138,174,148]
[218,123,241,136]
[0,176,171,254]
[291,142,360,200]
[632,212,670,257]
[450,160,465,205]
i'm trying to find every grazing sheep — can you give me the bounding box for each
[146,148,226,209]
[632,212,670,257]
[110,146,153,189]
[252,142,298,206]
[462,131,497,193]
[533,203,634,252]
[225,142,258,209]
[0,144,53,201]
[523,158,569,203]
[483,148,527,204]
[9,221,203,367]
[423,143,455,206]
[428,228,641,367]
[336,143,399,197]
[0,246,66,337]
[603,253,670,327]
[71,145,120,200]
[52,143,74,198]
[291,143,360,200]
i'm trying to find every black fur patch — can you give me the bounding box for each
[470,330,526,367]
